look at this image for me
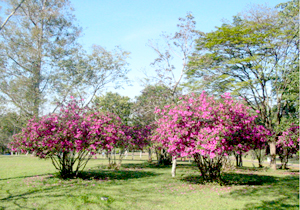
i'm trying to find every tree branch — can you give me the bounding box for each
[0,0,26,31]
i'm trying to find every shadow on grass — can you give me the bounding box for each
[0,168,158,209]
[234,166,270,172]
[0,173,54,181]
[0,185,117,210]
[228,175,299,210]
[77,169,158,180]
[181,171,278,185]
[222,172,278,185]
[181,170,299,209]
[120,162,171,169]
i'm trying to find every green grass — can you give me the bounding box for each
[0,155,299,210]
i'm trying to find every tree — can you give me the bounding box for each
[0,111,25,153]
[133,84,178,165]
[186,1,299,169]
[276,125,299,169]
[0,0,130,124]
[146,12,198,101]
[93,92,133,125]
[121,124,152,162]
[133,84,175,126]
[0,0,82,118]
[146,13,199,174]
[152,92,269,183]
[71,45,130,107]
[9,99,126,179]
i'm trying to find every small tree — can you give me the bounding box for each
[152,92,269,182]
[9,99,125,179]
[251,125,270,168]
[277,125,299,169]
[105,124,151,168]
[133,85,177,165]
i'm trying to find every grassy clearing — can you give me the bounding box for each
[0,155,299,210]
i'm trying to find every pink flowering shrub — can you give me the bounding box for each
[125,125,152,150]
[152,92,269,182]
[106,124,151,168]
[277,125,299,169]
[10,99,126,179]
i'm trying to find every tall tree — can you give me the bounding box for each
[146,12,199,101]
[0,0,130,125]
[133,84,177,165]
[145,13,199,174]
[186,1,299,169]
[0,0,81,118]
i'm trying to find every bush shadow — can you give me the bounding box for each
[222,172,278,185]
[181,171,278,185]
[1,169,154,209]
[76,168,159,181]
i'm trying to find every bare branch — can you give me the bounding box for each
[0,0,26,31]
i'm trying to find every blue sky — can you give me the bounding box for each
[5,0,286,100]
[70,0,285,99]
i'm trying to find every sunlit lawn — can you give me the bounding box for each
[0,155,299,210]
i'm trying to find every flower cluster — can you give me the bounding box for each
[277,125,299,156]
[152,92,270,159]
[10,100,126,158]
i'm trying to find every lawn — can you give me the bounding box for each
[0,155,299,210]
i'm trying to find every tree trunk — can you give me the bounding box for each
[253,149,264,168]
[193,153,223,183]
[279,152,289,170]
[239,154,243,167]
[269,142,276,170]
[148,148,152,162]
[235,153,243,167]
[157,148,172,165]
[171,156,177,177]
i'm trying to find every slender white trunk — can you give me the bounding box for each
[172,156,177,177]
[140,151,142,160]
[124,150,128,159]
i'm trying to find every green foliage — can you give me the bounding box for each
[186,1,299,134]
[0,111,26,153]
[93,92,133,125]
[133,84,177,126]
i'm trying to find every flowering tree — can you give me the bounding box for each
[106,124,151,168]
[9,99,125,179]
[250,125,270,168]
[152,92,269,182]
[277,125,299,169]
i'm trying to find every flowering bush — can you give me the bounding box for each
[277,125,299,169]
[106,124,151,168]
[10,99,126,179]
[152,92,269,182]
